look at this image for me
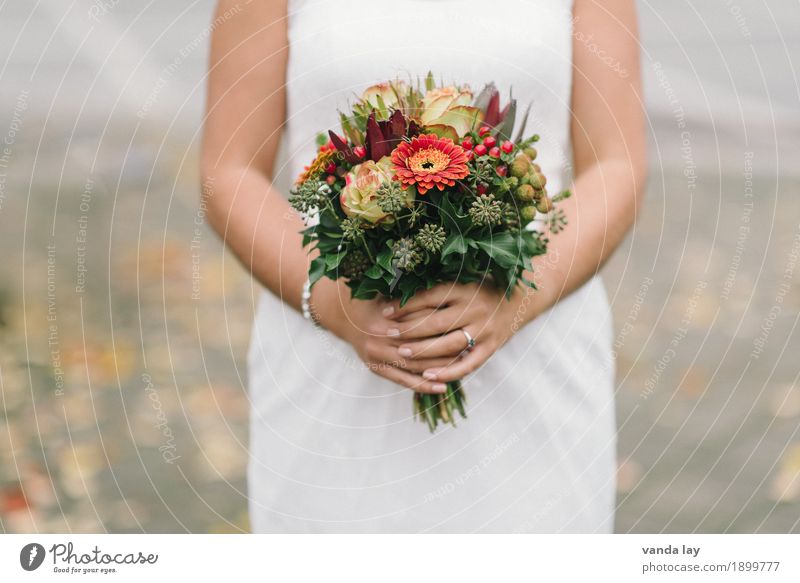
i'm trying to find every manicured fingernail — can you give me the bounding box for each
[423,370,438,380]
[398,347,412,357]
[387,328,400,337]
[432,383,447,393]
[382,306,394,316]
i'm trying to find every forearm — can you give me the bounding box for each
[516,156,645,320]
[204,165,309,310]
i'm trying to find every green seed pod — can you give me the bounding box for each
[516,184,536,202]
[524,147,538,161]
[520,205,537,222]
[536,196,553,214]
[528,172,547,190]
[510,154,531,178]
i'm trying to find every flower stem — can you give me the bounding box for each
[413,380,467,432]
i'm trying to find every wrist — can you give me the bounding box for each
[506,271,559,330]
[308,278,350,340]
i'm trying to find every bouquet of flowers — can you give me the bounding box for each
[289,74,570,431]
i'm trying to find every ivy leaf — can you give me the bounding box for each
[364,264,384,280]
[474,232,520,269]
[439,192,471,234]
[324,251,347,271]
[353,277,386,299]
[309,256,327,286]
[376,248,395,273]
[398,274,423,307]
[441,233,468,259]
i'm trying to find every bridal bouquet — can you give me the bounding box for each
[289,74,569,431]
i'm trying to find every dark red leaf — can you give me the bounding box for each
[484,91,501,127]
[388,109,406,143]
[366,112,389,161]
[328,130,360,164]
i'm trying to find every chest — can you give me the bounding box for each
[286,0,575,96]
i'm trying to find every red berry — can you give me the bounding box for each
[501,140,514,154]
[353,146,367,159]
[325,162,337,174]
[464,150,475,161]
[489,147,501,158]
[474,144,487,156]
[326,175,336,185]
[496,165,508,177]
[326,140,335,151]
[477,183,489,195]
[483,136,497,148]
[461,138,473,150]
[478,126,491,137]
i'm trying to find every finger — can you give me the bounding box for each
[398,329,470,359]
[399,355,461,373]
[383,284,455,319]
[373,363,448,394]
[366,341,456,373]
[386,305,471,340]
[395,307,437,323]
[421,345,489,383]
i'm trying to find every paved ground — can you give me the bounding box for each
[1,0,799,533]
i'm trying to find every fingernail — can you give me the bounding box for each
[382,306,394,317]
[398,347,412,357]
[387,328,400,337]
[423,370,438,380]
[432,383,447,393]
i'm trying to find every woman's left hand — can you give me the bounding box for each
[382,281,526,383]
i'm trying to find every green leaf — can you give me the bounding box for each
[425,71,435,92]
[439,192,471,234]
[309,256,327,286]
[441,233,468,259]
[397,275,423,307]
[376,248,395,273]
[353,277,386,299]
[474,232,520,269]
[364,264,384,279]
[324,251,346,271]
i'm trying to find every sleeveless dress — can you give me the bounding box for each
[247,0,617,533]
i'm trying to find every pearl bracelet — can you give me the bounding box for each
[301,278,320,326]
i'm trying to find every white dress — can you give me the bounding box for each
[247,0,616,533]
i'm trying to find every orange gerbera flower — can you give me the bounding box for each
[391,134,470,195]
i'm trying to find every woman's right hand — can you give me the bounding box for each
[312,278,454,394]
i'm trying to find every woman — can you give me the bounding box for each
[201,0,646,532]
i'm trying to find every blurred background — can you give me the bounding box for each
[0,0,798,533]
